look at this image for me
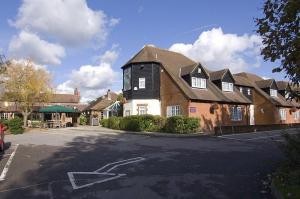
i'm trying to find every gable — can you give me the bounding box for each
[222,70,234,83]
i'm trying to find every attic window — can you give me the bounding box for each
[192,77,206,89]
[222,82,233,92]
[197,68,201,73]
[270,89,277,97]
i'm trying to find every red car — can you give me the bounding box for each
[0,123,5,151]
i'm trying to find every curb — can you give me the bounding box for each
[68,127,211,138]
[271,180,284,199]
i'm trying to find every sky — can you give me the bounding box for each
[0,0,286,103]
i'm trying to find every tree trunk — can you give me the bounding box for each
[22,109,30,127]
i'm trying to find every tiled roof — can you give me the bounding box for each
[84,92,118,111]
[51,94,80,103]
[233,75,254,87]
[124,45,251,104]
[255,79,275,89]
[209,69,229,81]
[276,81,289,91]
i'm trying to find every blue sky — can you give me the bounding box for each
[0,0,285,102]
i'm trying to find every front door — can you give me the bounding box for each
[250,105,255,125]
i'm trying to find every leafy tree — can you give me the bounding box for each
[3,60,52,127]
[256,0,300,97]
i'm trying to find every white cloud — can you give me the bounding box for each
[56,49,119,102]
[11,0,115,47]
[109,18,120,27]
[169,27,262,73]
[8,31,65,65]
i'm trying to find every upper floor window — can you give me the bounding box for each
[138,105,147,115]
[222,82,233,92]
[231,106,242,121]
[123,67,131,91]
[247,88,251,95]
[139,77,145,89]
[279,108,286,120]
[197,68,201,73]
[167,105,180,117]
[285,91,290,99]
[191,77,206,88]
[239,87,243,93]
[270,89,277,97]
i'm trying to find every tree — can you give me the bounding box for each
[256,0,300,97]
[3,60,52,127]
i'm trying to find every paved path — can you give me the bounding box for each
[0,127,298,199]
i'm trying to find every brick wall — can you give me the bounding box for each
[188,102,249,132]
[160,69,189,117]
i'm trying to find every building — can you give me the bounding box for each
[122,45,300,132]
[0,88,86,121]
[122,45,254,132]
[83,90,119,125]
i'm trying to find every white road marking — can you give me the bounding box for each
[0,144,19,181]
[67,157,145,190]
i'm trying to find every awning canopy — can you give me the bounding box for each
[39,105,80,113]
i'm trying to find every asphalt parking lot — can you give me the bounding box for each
[0,127,298,199]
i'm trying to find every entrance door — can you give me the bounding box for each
[250,105,255,125]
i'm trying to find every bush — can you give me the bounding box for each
[165,116,199,134]
[101,115,199,134]
[100,118,109,127]
[7,117,24,134]
[31,120,42,128]
[79,115,87,125]
[108,117,121,129]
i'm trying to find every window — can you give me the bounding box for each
[167,105,180,117]
[139,77,145,89]
[123,67,131,91]
[222,82,233,92]
[231,107,242,121]
[125,110,130,116]
[197,68,201,73]
[285,91,290,99]
[270,89,277,97]
[279,109,286,120]
[0,113,9,120]
[293,111,299,120]
[138,105,147,115]
[240,87,243,93]
[247,88,251,95]
[191,77,206,88]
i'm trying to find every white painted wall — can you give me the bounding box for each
[123,99,161,116]
[250,105,255,125]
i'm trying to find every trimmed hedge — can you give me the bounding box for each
[165,116,199,134]
[100,115,199,134]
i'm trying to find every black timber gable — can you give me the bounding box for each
[123,63,160,100]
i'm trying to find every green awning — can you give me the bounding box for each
[39,105,79,113]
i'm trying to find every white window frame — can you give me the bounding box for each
[222,82,233,92]
[167,105,181,117]
[279,109,286,120]
[240,87,243,93]
[231,107,242,121]
[247,88,251,95]
[139,77,145,89]
[270,89,277,97]
[197,68,201,73]
[125,110,130,116]
[123,67,131,91]
[138,105,147,115]
[191,77,206,89]
[293,111,299,120]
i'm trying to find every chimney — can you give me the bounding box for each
[74,88,80,96]
[107,89,111,100]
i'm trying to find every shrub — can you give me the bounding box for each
[79,115,87,125]
[31,120,42,128]
[107,117,121,129]
[165,116,199,134]
[7,117,24,134]
[100,118,109,127]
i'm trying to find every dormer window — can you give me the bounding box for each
[198,68,201,73]
[222,82,233,92]
[270,89,277,97]
[192,77,206,89]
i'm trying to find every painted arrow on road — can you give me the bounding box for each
[67,157,145,190]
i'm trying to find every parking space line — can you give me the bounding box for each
[0,144,19,181]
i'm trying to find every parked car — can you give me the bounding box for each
[0,123,6,151]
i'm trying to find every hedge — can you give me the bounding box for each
[100,115,199,134]
[1,117,24,134]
